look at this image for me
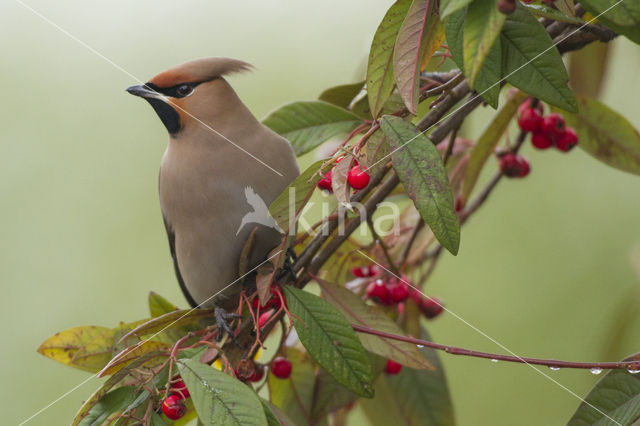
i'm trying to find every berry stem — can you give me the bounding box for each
[351,324,640,371]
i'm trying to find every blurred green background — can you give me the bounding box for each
[2,1,640,425]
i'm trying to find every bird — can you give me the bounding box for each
[126,57,299,334]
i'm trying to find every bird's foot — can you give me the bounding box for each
[276,248,297,283]
[214,307,243,347]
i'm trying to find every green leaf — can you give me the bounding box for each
[361,129,391,174]
[73,352,163,425]
[99,340,170,377]
[440,0,473,19]
[568,353,640,425]
[554,0,576,17]
[310,367,359,423]
[361,328,455,426]
[318,81,364,110]
[367,0,413,118]
[261,399,295,426]
[38,325,114,373]
[178,358,268,426]
[461,90,527,203]
[148,292,179,318]
[117,309,213,344]
[269,159,327,235]
[393,0,439,114]
[283,286,374,397]
[262,101,362,156]
[500,4,578,112]
[522,4,584,24]
[445,8,500,108]
[580,0,640,44]
[150,412,167,426]
[317,279,433,370]
[267,348,315,426]
[380,115,460,255]
[444,8,465,72]
[78,387,137,426]
[555,97,640,175]
[463,0,505,89]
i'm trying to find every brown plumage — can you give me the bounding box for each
[127,57,299,310]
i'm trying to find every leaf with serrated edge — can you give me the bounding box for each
[283,286,374,397]
[317,278,433,370]
[263,101,362,156]
[270,159,328,235]
[463,0,505,89]
[178,358,268,426]
[380,115,459,255]
[568,353,640,425]
[393,0,437,114]
[554,97,640,175]
[361,328,455,426]
[267,348,315,426]
[500,4,577,112]
[262,399,296,426]
[367,0,412,118]
[461,90,527,204]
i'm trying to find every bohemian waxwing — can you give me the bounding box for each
[126,57,299,322]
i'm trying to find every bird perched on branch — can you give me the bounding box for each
[127,57,299,336]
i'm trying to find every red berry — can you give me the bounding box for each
[249,365,265,382]
[518,107,543,133]
[317,170,333,192]
[271,357,292,379]
[541,113,566,140]
[171,379,190,399]
[387,281,410,304]
[162,394,186,420]
[366,280,389,305]
[556,127,578,152]
[258,311,272,328]
[521,0,534,3]
[499,153,530,178]
[410,288,423,306]
[420,297,444,319]
[455,196,464,213]
[351,265,381,278]
[385,359,403,375]
[347,165,370,190]
[497,0,516,14]
[531,131,553,150]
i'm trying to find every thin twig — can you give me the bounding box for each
[352,324,640,371]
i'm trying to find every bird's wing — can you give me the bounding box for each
[160,172,198,308]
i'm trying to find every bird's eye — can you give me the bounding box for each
[176,84,193,97]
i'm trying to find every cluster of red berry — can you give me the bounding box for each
[161,376,190,420]
[317,157,371,192]
[352,266,444,320]
[518,99,578,152]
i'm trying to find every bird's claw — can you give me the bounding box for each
[214,307,243,347]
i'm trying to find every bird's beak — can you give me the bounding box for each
[126,84,163,100]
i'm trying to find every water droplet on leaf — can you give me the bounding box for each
[549,366,561,371]
[590,368,602,375]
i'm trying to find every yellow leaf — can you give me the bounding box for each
[37,326,111,373]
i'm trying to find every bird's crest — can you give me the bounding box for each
[149,57,253,88]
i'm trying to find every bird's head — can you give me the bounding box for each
[126,57,252,136]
